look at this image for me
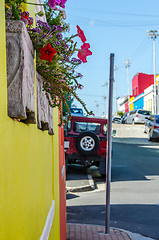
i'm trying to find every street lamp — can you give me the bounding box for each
[101,81,108,117]
[114,65,118,116]
[94,100,99,116]
[147,30,159,114]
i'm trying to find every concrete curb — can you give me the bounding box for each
[66,172,95,193]
[115,228,156,240]
[87,170,96,189]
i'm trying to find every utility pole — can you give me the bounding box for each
[147,30,159,114]
[124,58,131,112]
[94,101,99,117]
[101,82,108,117]
[114,65,118,116]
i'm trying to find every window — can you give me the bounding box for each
[73,122,101,134]
[103,124,107,135]
[155,117,159,124]
[138,110,151,115]
[149,116,155,122]
[65,121,71,132]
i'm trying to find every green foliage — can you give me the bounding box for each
[5,0,26,20]
[117,111,125,118]
[5,0,93,126]
[35,11,44,17]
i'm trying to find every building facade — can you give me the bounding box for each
[132,73,154,97]
[133,93,144,110]
[117,73,155,113]
[144,85,153,112]
[0,2,66,240]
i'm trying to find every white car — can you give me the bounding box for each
[127,109,151,124]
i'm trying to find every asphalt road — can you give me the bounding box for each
[67,142,159,240]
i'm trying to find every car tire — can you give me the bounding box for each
[76,131,100,156]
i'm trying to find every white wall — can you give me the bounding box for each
[144,85,153,112]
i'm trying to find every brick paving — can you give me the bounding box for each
[67,224,131,240]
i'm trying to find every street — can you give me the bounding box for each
[66,127,159,239]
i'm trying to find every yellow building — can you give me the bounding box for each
[0,1,64,239]
[129,96,134,111]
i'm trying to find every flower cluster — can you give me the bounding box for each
[5,0,93,125]
[48,0,67,9]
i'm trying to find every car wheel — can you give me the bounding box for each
[148,131,152,141]
[76,131,100,156]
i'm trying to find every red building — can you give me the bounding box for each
[132,73,154,97]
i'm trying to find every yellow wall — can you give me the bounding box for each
[0,1,60,239]
[49,109,60,240]
[130,96,134,111]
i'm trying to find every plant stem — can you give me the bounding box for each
[27,2,44,6]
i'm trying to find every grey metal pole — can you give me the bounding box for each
[105,53,114,234]
[153,38,156,115]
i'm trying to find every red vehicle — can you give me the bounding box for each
[64,115,108,174]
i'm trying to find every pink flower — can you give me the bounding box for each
[77,43,92,63]
[78,73,83,77]
[77,83,84,90]
[77,25,86,43]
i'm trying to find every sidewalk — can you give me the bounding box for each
[67,223,130,240]
[67,223,155,240]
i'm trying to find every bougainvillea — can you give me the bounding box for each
[5,0,93,125]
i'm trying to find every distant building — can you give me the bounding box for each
[133,93,144,109]
[144,85,153,112]
[157,79,159,114]
[118,73,159,114]
[117,96,128,112]
[132,73,154,97]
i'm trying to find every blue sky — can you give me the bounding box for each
[65,0,159,116]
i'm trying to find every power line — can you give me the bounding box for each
[79,93,105,98]
[67,7,159,18]
[68,14,159,27]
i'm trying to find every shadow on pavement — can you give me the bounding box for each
[66,193,79,200]
[113,137,159,145]
[67,204,159,240]
[112,142,159,182]
[66,164,91,189]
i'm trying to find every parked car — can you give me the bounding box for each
[112,117,121,124]
[64,115,108,174]
[144,115,159,141]
[126,109,151,124]
[120,113,128,124]
[70,107,83,116]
